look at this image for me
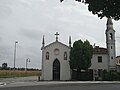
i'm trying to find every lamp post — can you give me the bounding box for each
[13,41,18,70]
[25,58,30,72]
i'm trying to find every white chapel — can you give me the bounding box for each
[41,32,71,80]
[41,18,116,80]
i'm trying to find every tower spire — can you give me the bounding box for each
[106,17,113,29]
[42,35,45,47]
[107,17,113,25]
[69,36,71,47]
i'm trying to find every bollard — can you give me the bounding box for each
[38,76,40,81]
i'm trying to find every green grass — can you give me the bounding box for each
[0,70,41,78]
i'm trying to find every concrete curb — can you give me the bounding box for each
[1,81,120,88]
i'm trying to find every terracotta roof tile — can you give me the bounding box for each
[93,46,108,54]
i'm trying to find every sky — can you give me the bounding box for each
[0,0,120,69]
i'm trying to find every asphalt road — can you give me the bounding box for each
[1,77,120,90]
[0,83,120,90]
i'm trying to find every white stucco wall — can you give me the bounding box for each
[42,41,71,80]
[89,54,109,71]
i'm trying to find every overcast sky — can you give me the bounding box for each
[0,0,120,69]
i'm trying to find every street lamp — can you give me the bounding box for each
[25,58,30,71]
[13,41,18,70]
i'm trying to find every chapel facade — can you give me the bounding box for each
[41,32,71,80]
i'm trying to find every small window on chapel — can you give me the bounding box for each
[46,52,49,60]
[98,56,102,63]
[64,52,67,60]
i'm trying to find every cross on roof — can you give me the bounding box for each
[55,32,59,41]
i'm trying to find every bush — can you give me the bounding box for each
[103,70,120,81]
[71,69,93,81]
[110,71,120,81]
[102,70,111,81]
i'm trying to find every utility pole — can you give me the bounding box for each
[25,58,30,72]
[13,41,18,70]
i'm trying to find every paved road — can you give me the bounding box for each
[0,83,120,90]
[1,76,120,90]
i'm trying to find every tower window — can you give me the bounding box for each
[64,52,67,60]
[98,56,102,63]
[46,52,49,60]
[109,33,113,40]
[111,56,113,59]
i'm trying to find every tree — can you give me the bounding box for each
[60,0,120,20]
[2,63,7,70]
[69,40,93,71]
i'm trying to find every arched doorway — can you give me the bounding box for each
[53,59,60,80]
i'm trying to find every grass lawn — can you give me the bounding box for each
[0,70,41,78]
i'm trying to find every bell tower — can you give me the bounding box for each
[106,17,116,70]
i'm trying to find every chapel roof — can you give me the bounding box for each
[41,41,70,50]
[93,46,108,54]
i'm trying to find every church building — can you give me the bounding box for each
[41,18,116,80]
[41,32,71,80]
